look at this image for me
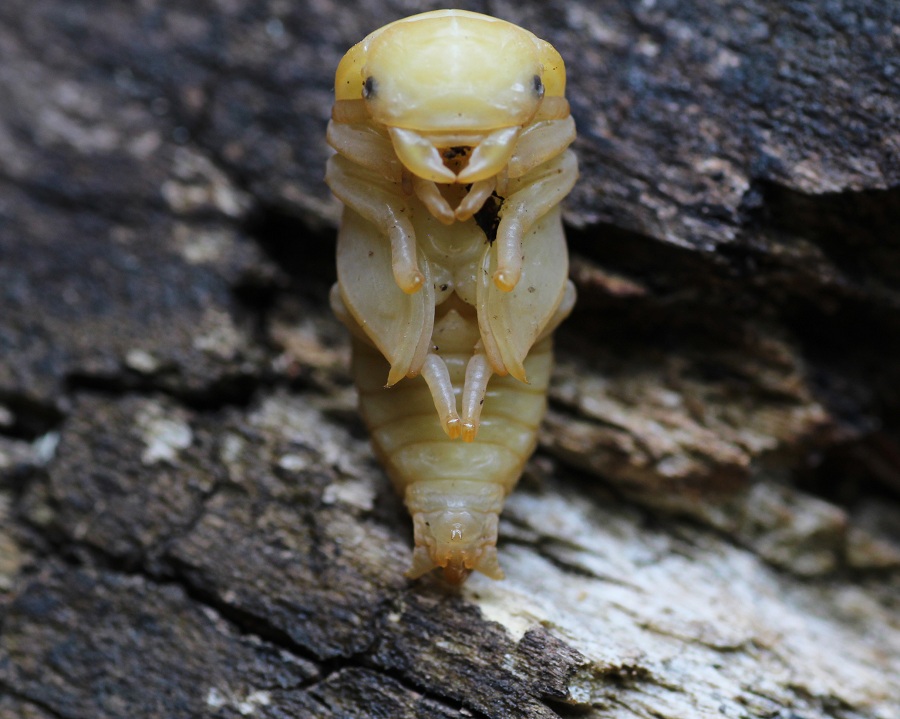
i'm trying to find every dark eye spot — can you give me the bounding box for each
[532,74,544,98]
[363,76,377,99]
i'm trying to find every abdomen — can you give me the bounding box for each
[351,304,553,579]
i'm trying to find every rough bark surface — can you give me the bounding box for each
[1,1,898,718]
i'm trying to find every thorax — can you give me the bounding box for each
[410,190,490,308]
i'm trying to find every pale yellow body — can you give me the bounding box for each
[326,10,577,583]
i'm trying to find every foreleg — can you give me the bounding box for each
[507,117,576,179]
[493,149,578,292]
[326,152,424,294]
[326,121,403,182]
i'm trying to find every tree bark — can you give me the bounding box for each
[1,1,898,718]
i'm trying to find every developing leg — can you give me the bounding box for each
[506,116,576,178]
[419,353,462,439]
[326,153,423,294]
[493,150,578,292]
[460,348,493,442]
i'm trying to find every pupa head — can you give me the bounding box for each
[332,9,568,184]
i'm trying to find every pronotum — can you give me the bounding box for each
[326,9,577,584]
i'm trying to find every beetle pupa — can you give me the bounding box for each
[326,10,577,583]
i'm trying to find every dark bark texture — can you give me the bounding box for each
[1,1,898,718]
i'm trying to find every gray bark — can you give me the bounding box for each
[1,1,898,718]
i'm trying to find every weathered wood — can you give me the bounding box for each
[1,1,898,718]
